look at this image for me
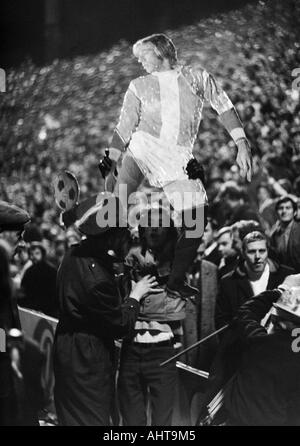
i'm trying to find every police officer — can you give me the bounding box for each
[53,193,158,426]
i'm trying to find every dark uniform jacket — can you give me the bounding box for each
[53,238,140,426]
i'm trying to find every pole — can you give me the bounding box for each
[160,323,229,367]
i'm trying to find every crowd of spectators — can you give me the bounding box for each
[1,0,300,425]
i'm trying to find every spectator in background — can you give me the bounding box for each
[179,238,219,425]
[185,241,219,371]
[270,195,300,272]
[256,183,277,233]
[231,219,263,255]
[215,231,293,329]
[0,244,21,426]
[201,217,221,266]
[0,201,45,427]
[219,184,259,225]
[51,235,67,269]
[20,242,58,317]
[12,243,32,292]
[293,175,300,198]
[278,178,293,194]
[296,199,300,222]
[190,239,206,272]
[216,226,238,277]
[206,177,224,203]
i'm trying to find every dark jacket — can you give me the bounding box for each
[215,260,294,329]
[197,261,294,422]
[225,290,300,426]
[55,239,139,339]
[203,245,221,266]
[183,260,219,371]
[0,286,21,426]
[197,288,284,425]
[21,260,58,317]
[53,238,140,426]
[270,220,300,273]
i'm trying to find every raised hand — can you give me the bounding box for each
[129,275,159,301]
[236,139,252,182]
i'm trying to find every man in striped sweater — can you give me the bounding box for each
[102,33,252,298]
[118,205,184,426]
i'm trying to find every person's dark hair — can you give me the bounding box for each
[275,195,297,213]
[232,219,264,241]
[242,231,267,251]
[216,226,232,240]
[29,242,47,259]
[133,34,178,67]
[256,182,272,196]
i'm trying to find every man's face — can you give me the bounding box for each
[257,186,270,203]
[15,248,29,265]
[196,240,205,261]
[277,201,295,224]
[30,248,43,264]
[232,228,242,254]
[137,44,162,74]
[143,226,169,251]
[217,232,234,259]
[243,240,268,273]
[202,221,213,247]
